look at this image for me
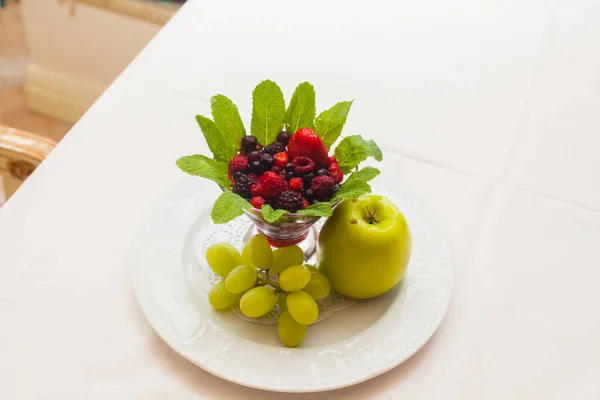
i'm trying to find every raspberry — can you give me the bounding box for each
[260,152,274,169]
[250,184,262,197]
[277,131,292,145]
[302,197,309,209]
[311,175,336,199]
[241,135,259,153]
[232,175,253,198]
[287,128,329,168]
[247,173,259,183]
[250,196,266,209]
[229,154,248,173]
[258,171,287,198]
[264,141,286,155]
[273,152,289,168]
[293,156,315,175]
[276,191,304,213]
[289,177,304,192]
[328,157,338,166]
[328,163,340,172]
[330,168,343,183]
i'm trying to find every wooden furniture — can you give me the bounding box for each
[0,124,56,202]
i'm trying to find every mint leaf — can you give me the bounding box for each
[251,80,285,145]
[333,135,382,173]
[211,94,246,150]
[366,139,383,161]
[297,202,333,217]
[211,192,251,224]
[315,100,353,149]
[332,179,372,202]
[176,154,230,188]
[195,115,236,162]
[261,204,289,223]
[344,166,380,185]
[283,82,316,134]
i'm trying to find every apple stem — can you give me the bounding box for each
[364,207,379,224]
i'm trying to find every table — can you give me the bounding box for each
[2,0,600,398]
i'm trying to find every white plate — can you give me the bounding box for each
[133,175,453,393]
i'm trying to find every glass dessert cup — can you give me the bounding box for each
[242,202,339,260]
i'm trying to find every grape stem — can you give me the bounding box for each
[257,274,280,290]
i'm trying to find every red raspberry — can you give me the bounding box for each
[328,157,338,166]
[328,163,340,172]
[229,154,248,173]
[302,197,309,209]
[273,152,289,168]
[250,184,262,197]
[258,171,287,198]
[247,173,259,183]
[289,177,304,192]
[287,128,329,168]
[311,175,336,199]
[292,156,315,175]
[330,168,343,184]
[250,196,266,209]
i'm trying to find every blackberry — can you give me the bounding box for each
[260,152,274,169]
[316,168,329,176]
[232,171,244,181]
[277,131,292,146]
[264,141,286,155]
[248,160,264,174]
[302,172,315,187]
[241,136,259,153]
[247,150,262,164]
[304,188,315,200]
[276,190,304,213]
[232,175,253,198]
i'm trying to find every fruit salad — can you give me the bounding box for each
[176,80,383,224]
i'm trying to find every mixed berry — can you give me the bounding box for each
[228,128,343,212]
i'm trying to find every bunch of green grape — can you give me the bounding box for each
[206,234,332,347]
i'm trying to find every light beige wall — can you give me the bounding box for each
[20,0,162,122]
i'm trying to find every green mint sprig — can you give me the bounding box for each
[211,94,246,144]
[315,101,353,150]
[283,82,316,134]
[332,166,381,201]
[251,80,285,146]
[261,204,289,223]
[211,192,252,224]
[297,202,333,217]
[176,154,230,188]
[333,135,383,173]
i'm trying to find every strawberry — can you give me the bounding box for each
[287,128,329,168]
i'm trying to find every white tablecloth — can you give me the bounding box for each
[2,0,600,398]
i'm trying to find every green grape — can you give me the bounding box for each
[279,265,310,292]
[270,246,304,275]
[208,282,243,310]
[242,235,273,270]
[287,290,318,325]
[225,265,257,294]
[239,286,276,318]
[277,311,307,347]
[277,292,289,312]
[206,243,242,278]
[304,264,319,273]
[303,272,331,300]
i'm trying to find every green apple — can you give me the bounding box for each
[317,194,411,299]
